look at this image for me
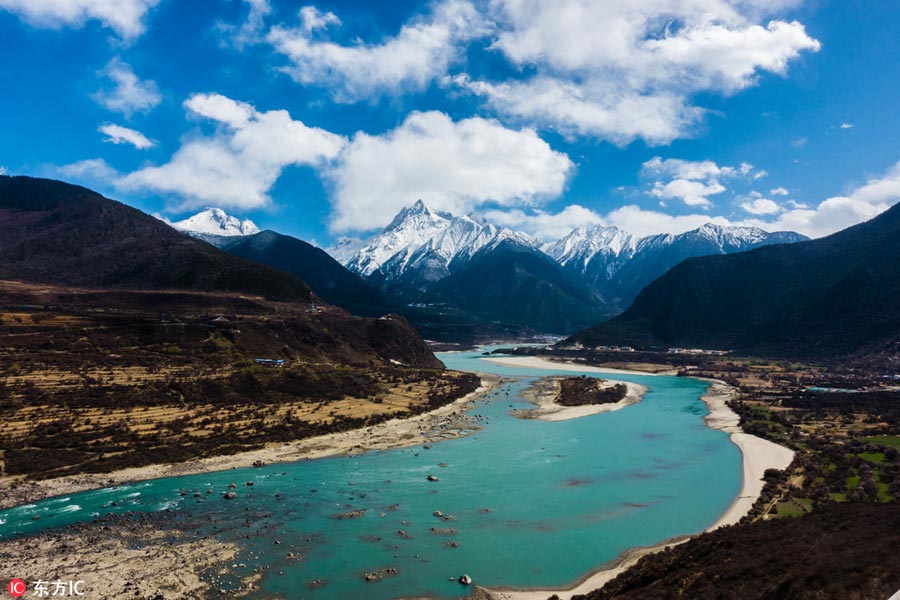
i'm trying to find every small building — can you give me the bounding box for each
[253,358,286,366]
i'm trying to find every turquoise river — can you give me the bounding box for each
[0,348,741,599]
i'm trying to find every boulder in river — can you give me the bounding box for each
[459,574,472,585]
[427,475,439,482]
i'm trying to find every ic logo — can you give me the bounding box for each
[7,579,26,598]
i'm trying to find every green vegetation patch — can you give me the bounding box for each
[863,435,900,448]
[859,451,887,465]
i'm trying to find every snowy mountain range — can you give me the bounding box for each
[166,202,807,328]
[545,222,807,309]
[170,208,260,239]
[334,201,808,312]
[331,199,537,294]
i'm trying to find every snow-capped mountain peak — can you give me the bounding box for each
[171,208,260,237]
[335,200,536,286]
[544,225,636,268]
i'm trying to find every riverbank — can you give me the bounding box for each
[479,358,795,600]
[0,375,503,511]
[698,378,796,530]
[516,376,648,421]
[0,516,258,599]
[482,355,678,376]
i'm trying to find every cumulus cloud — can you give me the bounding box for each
[0,166,7,175]
[651,179,725,208]
[0,0,158,39]
[297,5,339,33]
[608,160,900,239]
[455,75,704,146]
[99,123,154,149]
[120,93,346,211]
[839,122,854,129]
[267,1,488,102]
[604,205,737,238]
[326,110,574,232]
[92,58,161,116]
[750,161,900,237]
[481,204,604,241]
[58,157,119,181]
[456,0,819,144]
[770,186,789,196]
[643,156,762,181]
[223,0,272,48]
[641,156,765,208]
[740,195,782,215]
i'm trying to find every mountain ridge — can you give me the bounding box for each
[564,200,900,357]
[0,175,311,302]
[335,200,808,320]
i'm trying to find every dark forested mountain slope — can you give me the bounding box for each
[0,176,312,302]
[565,202,900,357]
[223,230,401,317]
[603,225,807,310]
[430,240,610,334]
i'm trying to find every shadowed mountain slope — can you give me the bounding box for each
[565,202,900,357]
[223,230,401,318]
[0,176,311,302]
[430,240,609,334]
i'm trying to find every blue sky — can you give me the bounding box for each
[2,0,900,246]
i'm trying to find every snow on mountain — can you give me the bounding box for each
[544,225,637,279]
[333,200,807,306]
[336,199,537,288]
[171,208,260,237]
[636,223,775,254]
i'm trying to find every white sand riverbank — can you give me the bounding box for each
[699,378,796,530]
[481,355,677,376]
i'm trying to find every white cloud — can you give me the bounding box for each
[267,1,488,102]
[92,58,161,116]
[609,160,900,239]
[640,156,764,208]
[651,178,725,208]
[99,123,154,149]
[455,75,704,146]
[741,195,782,215]
[58,157,119,181]
[458,0,819,144]
[297,5,339,33]
[643,156,740,181]
[482,204,604,241]
[326,110,574,232]
[770,186,789,195]
[839,122,854,129]
[753,161,900,237]
[605,205,736,238]
[224,0,272,48]
[184,93,255,127]
[120,93,346,211]
[0,0,158,38]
